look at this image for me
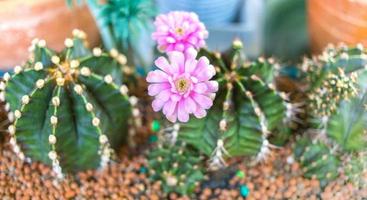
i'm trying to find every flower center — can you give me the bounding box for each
[175,27,185,36]
[175,77,191,93]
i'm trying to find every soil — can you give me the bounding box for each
[0,136,365,200]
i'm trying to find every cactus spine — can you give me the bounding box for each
[1,30,132,174]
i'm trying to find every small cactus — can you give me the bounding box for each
[148,141,204,195]
[294,137,340,186]
[172,40,296,169]
[1,30,132,175]
[296,44,367,186]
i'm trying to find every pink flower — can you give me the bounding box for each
[146,49,218,123]
[152,11,208,53]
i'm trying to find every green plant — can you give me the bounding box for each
[0,30,132,175]
[294,137,340,186]
[163,40,297,169]
[296,44,367,186]
[264,0,309,61]
[67,0,156,70]
[148,141,204,195]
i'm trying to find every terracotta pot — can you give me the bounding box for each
[308,0,367,53]
[0,0,99,70]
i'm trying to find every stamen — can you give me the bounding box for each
[175,77,191,93]
[175,27,185,36]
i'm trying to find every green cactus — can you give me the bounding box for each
[0,30,132,175]
[162,40,297,169]
[344,151,367,188]
[296,44,367,186]
[148,141,204,195]
[294,137,340,187]
[67,0,156,70]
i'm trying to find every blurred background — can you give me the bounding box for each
[0,0,366,73]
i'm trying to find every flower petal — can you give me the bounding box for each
[177,101,189,122]
[206,81,219,93]
[146,70,168,83]
[193,57,216,81]
[184,96,196,113]
[184,58,197,74]
[163,100,177,116]
[192,93,213,109]
[170,93,182,102]
[154,57,173,74]
[167,51,185,73]
[193,82,208,94]
[184,47,198,60]
[148,83,171,96]
[193,106,207,118]
[166,112,177,123]
[156,89,171,102]
[152,99,165,112]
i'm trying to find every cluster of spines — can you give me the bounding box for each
[304,43,366,139]
[308,68,358,118]
[127,95,142,147]
[302,43,367,89]
[209,82,232,170]
[159,123,180,145]
[0,29,132,175]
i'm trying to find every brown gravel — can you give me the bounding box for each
[0,139,366,199]
[221,146,367,200]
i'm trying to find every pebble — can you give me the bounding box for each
[0,136,365,199]
[239,185,249,197]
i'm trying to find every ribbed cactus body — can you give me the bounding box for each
[294,138,340,186]
[176,41,293,168]
[296,44,367,185]
[148,142,204,195]
[1,30,131,174]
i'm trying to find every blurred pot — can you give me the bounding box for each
[0,0,99,71]
[156,0,242,26]
[308,0,367,53]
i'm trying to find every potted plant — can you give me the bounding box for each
[308,0,367,53]
[0,0,99,71]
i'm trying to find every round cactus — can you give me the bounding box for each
[173,40,296,169]
[296,44,367,185]
[148,141,204,195]
[294,137,340,186]
[0,30,132,175]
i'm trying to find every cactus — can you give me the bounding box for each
[67,0,156,70]
[163,40,297,169]
[294,137,340,186]
[295,44,367,186]
[148,141,204,195]
[0,30,132,175]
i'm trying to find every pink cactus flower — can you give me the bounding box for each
[146,48,218,123]
[152,11,208,53]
